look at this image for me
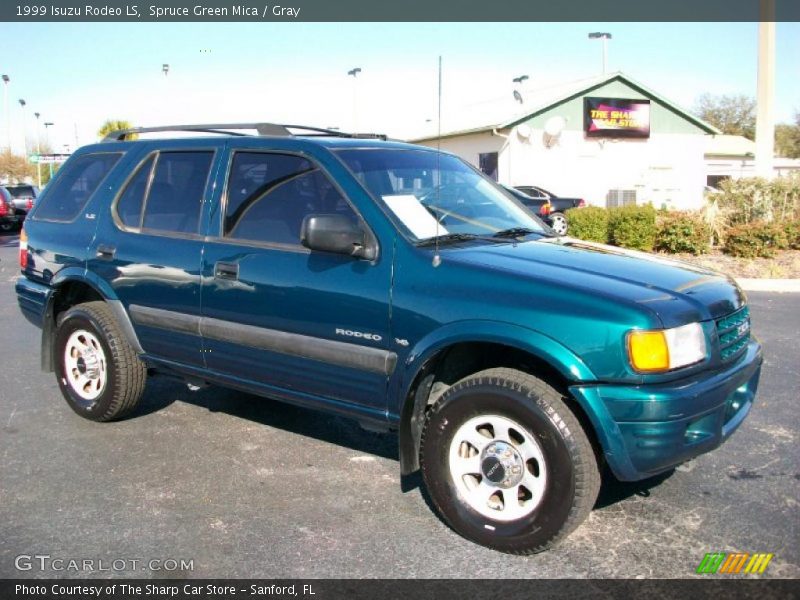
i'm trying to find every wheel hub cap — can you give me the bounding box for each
[481,442,524,488]
[448,414,548,521]
[63,329,107,402]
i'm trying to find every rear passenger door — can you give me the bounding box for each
[199,148,393,415]
[88,146,220,368]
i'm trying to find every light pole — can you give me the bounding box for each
[348,67,361,132]
[34,111,41,187]
[2,75,9,150]
[162,63,170,76]
[18,98,27,155]
[588,32,612,75]
[512,75,528,104]
[44,122,54,179]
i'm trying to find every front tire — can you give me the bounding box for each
[55,301,147,422]
[420,368,599,554]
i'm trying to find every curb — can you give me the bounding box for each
[735,278,800,293]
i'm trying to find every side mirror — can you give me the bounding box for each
[300,214,376,260]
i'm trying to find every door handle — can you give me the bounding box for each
[96,245,116,260]
[214,261,239,280]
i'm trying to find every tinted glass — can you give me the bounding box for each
[337,149,546,240]
[224,152,356,245]
[34,153,121,222]
[116,155,155,228]
[6,186,36,198]
[142,151,213,234]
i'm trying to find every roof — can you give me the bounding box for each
[409,71,720,142]
[705,134,756,157]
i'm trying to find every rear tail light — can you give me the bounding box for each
[539,202,552,216]
[577,199,586,208]
[0,200,7,217]
[19,227,28,269]
[26,198,34,210]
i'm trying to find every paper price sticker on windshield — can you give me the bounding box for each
[382,195,448,240]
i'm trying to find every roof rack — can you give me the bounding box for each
[102,123,388,142]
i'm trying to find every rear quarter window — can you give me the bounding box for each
[34,153,122,222]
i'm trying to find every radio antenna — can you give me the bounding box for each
[432,55,443,268]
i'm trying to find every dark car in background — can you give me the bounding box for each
[0,186,21,232]
[5,184,39,218]
[501,185,584,236]
[512,185,586,236]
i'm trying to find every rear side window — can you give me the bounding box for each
[141,151,214,234]
[35,153,121,222]
[223,152,356,245]
[115,155,155,228]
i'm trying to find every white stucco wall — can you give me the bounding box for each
[420,129,707,210]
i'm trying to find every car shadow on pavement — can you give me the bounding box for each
[133,377,399,462]
[594,468,675,509]
[0,231,20,247]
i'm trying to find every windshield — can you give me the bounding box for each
[336,148,548,241]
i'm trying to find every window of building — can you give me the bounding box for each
[141,151,214,234]
[223,152,357,246]
[34,153,122,222]
[479,152,499,181]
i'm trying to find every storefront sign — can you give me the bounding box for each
[584,97,651,138]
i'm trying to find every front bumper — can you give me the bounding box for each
[570,340,763,481]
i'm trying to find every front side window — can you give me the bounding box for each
[337,148,547,241]
[223,152,357,245]
[141,151,214,234]
[34,153,122,222]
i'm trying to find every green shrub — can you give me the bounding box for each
[608,204,657,251]
[654,212,712,255]
[784,219,800,250]
[723,221,789,258]
[565,206,609,243]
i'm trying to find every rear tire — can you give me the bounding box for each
[548,212,568,236]
[55,301,147,421]
[420,368,599,554]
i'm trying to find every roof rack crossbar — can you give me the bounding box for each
[102,122,387,142]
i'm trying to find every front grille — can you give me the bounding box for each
[716,306,750,361]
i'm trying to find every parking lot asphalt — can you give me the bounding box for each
[0,230,798,579]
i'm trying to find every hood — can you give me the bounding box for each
[442,237,745,327]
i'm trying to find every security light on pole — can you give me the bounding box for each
[34,112,42,187]
[348,67,362,131]
[162,63,170,76]
[588,32,612,75]
[18,98,27,154]
[2,75,9,150]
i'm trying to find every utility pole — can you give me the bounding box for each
[754,0,775,179]
[34,112,41,187]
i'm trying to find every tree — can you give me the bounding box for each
[0,150,35,183]
[97,119,137,140]
[775,111,800,159]
[694,93,756,140]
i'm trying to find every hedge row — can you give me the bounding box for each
[565,205,659,252]
[565,205,800,259]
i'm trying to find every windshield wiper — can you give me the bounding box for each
[416,233,507,247]
[492,227,551,239]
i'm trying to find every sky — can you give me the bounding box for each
[1,21,798,153]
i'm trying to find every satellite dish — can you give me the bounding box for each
[544,116,566,137]
[513,90,524,105]
[516,124,532,140]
